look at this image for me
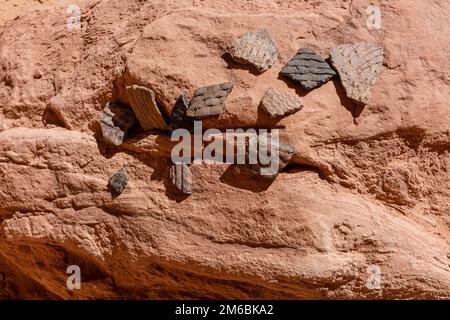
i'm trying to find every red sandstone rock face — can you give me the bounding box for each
[0,0,449,299]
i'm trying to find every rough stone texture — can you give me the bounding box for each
[227,30,278,73]
[281,48,336,90]
[277,143,295,171]
[126,85,168,131]
[186,82,234,119]
[170,163,193,195]
[330,43,384,104]
[260,87,303,117]
[108,167,129,195]
[0,0,450,300]
[100,102,136,146]
[0,0,55,25]
[169,94,193,133]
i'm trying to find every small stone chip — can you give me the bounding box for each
[186,82,234,119]
[278,143,295,169]
[281,47,336,90]
[330,43,384,104]
[227,30,278,73]
[245,135,295,178]
[170,162,192,195]
[260,87,303,118]
[126,85,169,130]
[100,102,136,146]
[169,94,193,133]
[108,167,129,195]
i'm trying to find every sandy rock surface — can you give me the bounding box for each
[0,0,56,26]
[0,0,449,299]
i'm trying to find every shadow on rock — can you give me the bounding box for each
[332,78,365,122]
[255,101,289,128]
[277,72,309,98]
[219,165,275,192]
[221,52,261,76]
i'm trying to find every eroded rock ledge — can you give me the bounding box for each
[0,0,449,299]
